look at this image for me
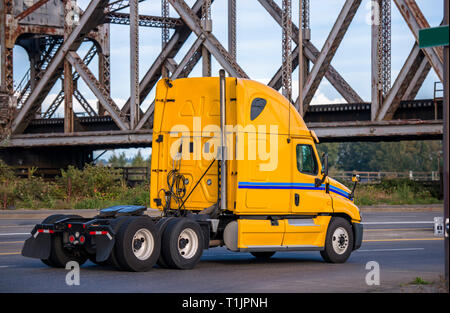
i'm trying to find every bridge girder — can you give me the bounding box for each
[0,0,445,147]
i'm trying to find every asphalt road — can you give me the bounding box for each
[0,211,445,293]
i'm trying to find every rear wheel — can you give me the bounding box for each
[40,214,65,267]
[50,215,88,268]
[104,216,130,270]
[161,218,204,269]
[114,217,161,272]
[251,251,276,259]
[41,214,87,268]
[156,217,176,268]
[320,217,353,263]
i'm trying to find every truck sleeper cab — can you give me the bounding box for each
[21,72,363,271]
[150,72,363,263]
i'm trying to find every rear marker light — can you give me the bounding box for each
[34,229,54,238]
[37,229,54,233]
[89,231,112,240]
[79,236,85,244]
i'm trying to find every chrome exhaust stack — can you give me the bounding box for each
[219,69,227,213]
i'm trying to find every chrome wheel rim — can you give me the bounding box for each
[331,227,349,255]
[178,228,198,259]
[132,228,154,261]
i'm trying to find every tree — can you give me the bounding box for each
[108,152,127,167]
[131,151,146,167]
[318,140,442,172]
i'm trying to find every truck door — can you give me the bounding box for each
[290,138,332,214]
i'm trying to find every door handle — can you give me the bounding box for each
[294,193,300,206]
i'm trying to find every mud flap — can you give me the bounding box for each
[21,234,51,259]
[95,236,116,263]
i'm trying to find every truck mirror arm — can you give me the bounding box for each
[315,153,328,188]
[349,174,360,200]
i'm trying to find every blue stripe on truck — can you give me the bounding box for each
[238,182,351,199]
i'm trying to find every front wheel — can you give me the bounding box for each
[320,217,354,263]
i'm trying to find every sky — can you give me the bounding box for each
[9,0,445,161]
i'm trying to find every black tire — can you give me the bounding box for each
[114,217,161,272]
[251,251,276,259]
[156,217,176,268]
[104,216,130,270]
[39,214,66,267]
[320,217,354,263]
[161,218,204,270]
[41,214,87,268]
[87,254,108,266]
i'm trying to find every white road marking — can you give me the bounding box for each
[356,248,425,252]
[0,233,29,236]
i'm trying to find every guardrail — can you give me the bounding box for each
[12,167,440,185]
[331,171,442,183]
[13,166,150,186]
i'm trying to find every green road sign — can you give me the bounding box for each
[419,25,449,48]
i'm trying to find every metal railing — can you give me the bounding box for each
[12,167,440,185]
[331,171,441,183]
[13,166,150,185]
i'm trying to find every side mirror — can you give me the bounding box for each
[315,153,329,188]
[350,174,360,200]
[322,153,328,177]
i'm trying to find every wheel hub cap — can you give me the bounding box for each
[331,227,349,255]
[178,228,198,259]
[132,228,154,261]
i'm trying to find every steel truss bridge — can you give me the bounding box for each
[0,0,445,168]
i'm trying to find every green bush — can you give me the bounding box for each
[59,164,123,200]
[0,160,442,210]
[353,179,441,206]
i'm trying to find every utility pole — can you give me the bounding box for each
[443,0,449,291]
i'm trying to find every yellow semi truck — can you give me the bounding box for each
[22,70,363,271]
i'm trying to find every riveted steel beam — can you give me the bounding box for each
[309,120,443,142]
[130,0,139,129]
[258,0,363,104]
[6,130,153,148]
[11,0,109,135]
[402,56,431,100]
[168,0,248,78]
[15,0,51,21]
[376,43,426,120]
[135,36,205,130]
[301,0,362,114]
[106,12,183,28]
[66,51,129,130]
[393,0,444,81]
[121,0,207,116]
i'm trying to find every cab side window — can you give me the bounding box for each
[296,144,318,175]
[250,98,267,120]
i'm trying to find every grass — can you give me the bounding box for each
[351,179,442,206]
[410,277,432,285]
[1,159,442,209]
